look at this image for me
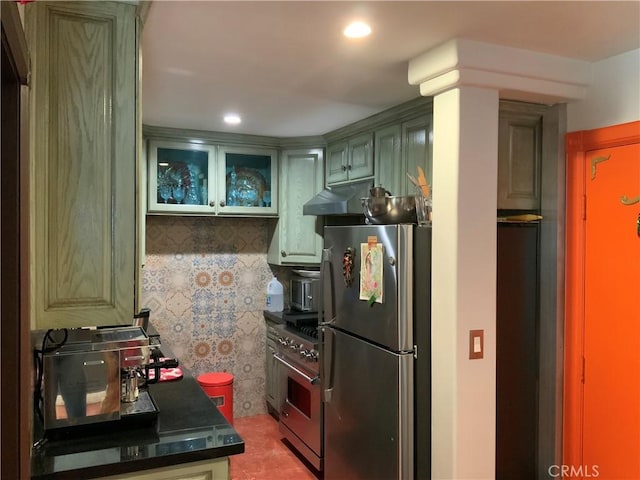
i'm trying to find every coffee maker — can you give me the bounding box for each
[33,325,166,433]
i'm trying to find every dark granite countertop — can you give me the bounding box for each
[31,358,244,479]
[264,309,319,324]
[263,310,284,324]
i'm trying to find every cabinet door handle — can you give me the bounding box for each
[347,164,352,171]
[281,250,287,257]
[219,200,226,207]
[209,201,215,207]
[341,165,347,172]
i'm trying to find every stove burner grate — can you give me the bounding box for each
[281,310,319,341]
[296,325,318,339]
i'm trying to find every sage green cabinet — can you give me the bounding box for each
[326,132,374,185]
[147,140,278,216]
[218,145,278,216]
[402,117,432,195]
[268,148,323,265]
[148,140,215,213]
[497,107,542,210]
[265,318,281,414]
[26,1,137,328]
[95,458,229,480]
[374,124,402,195]
[375,116,432,197]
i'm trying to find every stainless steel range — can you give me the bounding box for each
[273,312,322,471]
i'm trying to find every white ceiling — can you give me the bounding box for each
[141,1,640,137]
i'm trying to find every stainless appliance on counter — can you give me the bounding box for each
[273,311,322,471]
[320,224,431,480]
[289,273,321,312]
[32,324,177,435]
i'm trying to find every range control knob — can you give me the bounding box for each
[299,349,309,359]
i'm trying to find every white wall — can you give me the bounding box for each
[567,49,640,132]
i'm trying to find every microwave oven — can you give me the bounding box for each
[290,277,320,312]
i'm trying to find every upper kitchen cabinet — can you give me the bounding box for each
[147,135,278,216]
[219,146,278,216]
[148,140,215,213]
[25,1,138,329]
[402,117,432,195]
[326,132,374,186]
[373,124,402,194]
[375,116,432,197]
[497,101,544,211]
[324,97,433,193]
[268,148,324,265]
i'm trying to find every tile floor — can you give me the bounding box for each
[230,414,321,480]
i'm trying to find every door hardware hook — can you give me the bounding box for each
[620,194,640,206]
[590,154,611,180]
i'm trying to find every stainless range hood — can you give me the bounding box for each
[303,180,372,216]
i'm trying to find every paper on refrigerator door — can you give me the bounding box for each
[359,243,383,304]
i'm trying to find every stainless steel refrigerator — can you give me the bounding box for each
[320,224,431,480]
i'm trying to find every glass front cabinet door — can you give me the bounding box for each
[218,146,278,215]
[148,140,277,215]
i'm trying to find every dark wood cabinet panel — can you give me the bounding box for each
[498,106,543,210]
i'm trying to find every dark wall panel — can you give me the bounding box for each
[496,223,539,480]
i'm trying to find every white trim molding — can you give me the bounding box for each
[408,38,591,103]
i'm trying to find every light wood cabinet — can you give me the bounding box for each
[95,457,229,480]
[268,148,323,265]
[497,105,543,210]
[326,132,374,185]
[26,1,137,328]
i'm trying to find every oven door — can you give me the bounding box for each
[275,352,322,460]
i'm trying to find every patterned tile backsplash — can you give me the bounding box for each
[141,216,292,419]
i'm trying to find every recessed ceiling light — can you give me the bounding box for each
[224,113,241,125]
[343,21,371,39]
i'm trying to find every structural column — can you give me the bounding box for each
[431,86,499,479]
[408,38,589,479]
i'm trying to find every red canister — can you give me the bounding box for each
[197,372,234,424]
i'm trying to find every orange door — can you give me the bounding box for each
[583,142,640,478]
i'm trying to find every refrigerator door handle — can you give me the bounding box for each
[320,247,335,326]
[321,326,335,403]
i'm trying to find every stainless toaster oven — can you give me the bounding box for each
[290,276,321,312]
[32,326,151,431]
